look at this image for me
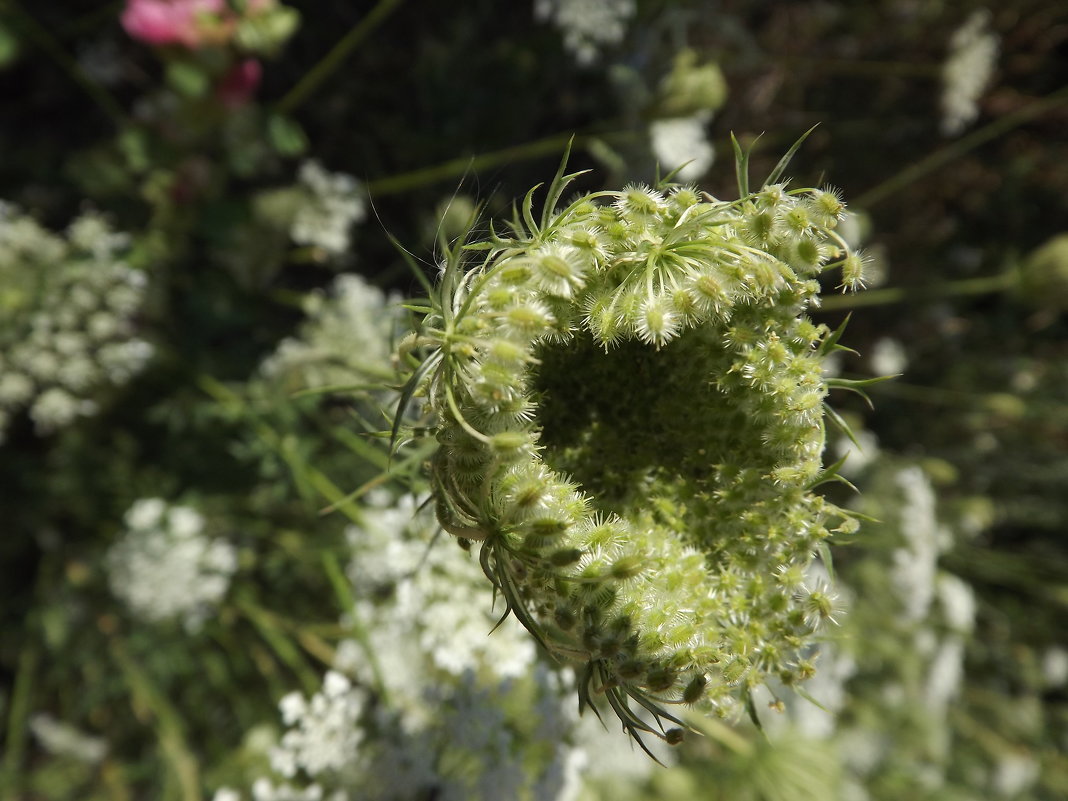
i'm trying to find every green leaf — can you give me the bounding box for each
[818,312,852,357]
[764,124,819,188]
[794,685,831,714]
[165,61,210,98]
[826,374,896,409]
[390,349,442,457]
[730,132,749,198]
[823,402,861,450]
[521,182,543,239]
[541,135,576,230]
[267,114,308,156]
[809,452,859,492]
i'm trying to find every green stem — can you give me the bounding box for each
[111,637,201,801]
[235,595,321,696]
[275,0,407,114]
[855,84,1068,208]
[819,271,1015,311]
[0,641,37,796]
[365,130,634,197]
[1,0,127,126]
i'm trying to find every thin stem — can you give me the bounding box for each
[855,84,1068,208]
[0,641,37,797]
[275,0,407,115]
[365,130,635,197]
[1,0,127,126]
[111,637,201,801]
[819,271,1015,311]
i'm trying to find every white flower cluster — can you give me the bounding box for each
[0,205,152,441]
[253,491,581,801]
[816,461,980,791]
[941,10,998,136]
[891,466,954,623]
[534,0,636,65]
[29,714,108,764]
[649,112,715,182]
[271,671,366,781]
[106,498,238,632]
[290,161,367,257]
[870,337,908,376]
[260,273,399,393]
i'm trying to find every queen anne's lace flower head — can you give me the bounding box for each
[941,10,999,136]
[534,0,636,65]
[259,273,399,393]
[289,162,367,259]
[396,144,864,747]
[0,206,152,442]
[107,498,237,631]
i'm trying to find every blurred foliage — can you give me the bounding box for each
[0,0,1066,799]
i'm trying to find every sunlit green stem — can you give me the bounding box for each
[820,271,1014,310]
[365,130,634,196]
[856,84,1068,208]
[276,0,407,114]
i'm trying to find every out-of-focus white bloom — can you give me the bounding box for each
[260,274,399,393]
[936,572,976,633]
[1041,647,1068,689]
[212,789,243,801]
[534,0,636,65]
[571,708,673,782]
[870,337,907,376]
[649,112,715,182]
[791,646,858,740]
[270,671,367,779]
[924,636,965,712]
[836,428,880,477]
[346,493,537,688]
[290,161,366,257]
[29,387,95,433]
[991,753,1040,798]
[941,10,999,136]
[891,466,951,622]
[257,491,581,800]
[29,714,108,764]
[0,206,152,441]
[107,498,237,632]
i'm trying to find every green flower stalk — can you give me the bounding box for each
[395,139,863,750]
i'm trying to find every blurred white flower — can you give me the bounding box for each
[649,113,715,181]
[891,466,950,622]
[941,10,998,136]
[870,337,907,376]
[260,273,399,393]
[991,753,1040,798]
[534,0,636,65]
[270,671,367,779]
[107,499,237,632]
[0,206,152,439]
[291,161,366,257]
[29,714,107,764]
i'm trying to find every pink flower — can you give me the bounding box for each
[217,59,263,107]
[121,0,230,48]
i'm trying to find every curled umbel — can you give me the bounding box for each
[397,143,863,749]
